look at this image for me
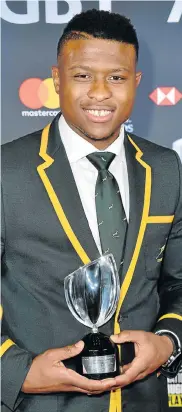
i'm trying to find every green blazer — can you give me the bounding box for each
[1,113,182,412]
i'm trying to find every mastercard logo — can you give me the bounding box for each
[19,78,59,109]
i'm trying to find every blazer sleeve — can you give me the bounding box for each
[1,185,33,411]
[153,151,182,354]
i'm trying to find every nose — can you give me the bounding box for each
[87,80,112,101]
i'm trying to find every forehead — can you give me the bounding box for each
[60,38,136,70]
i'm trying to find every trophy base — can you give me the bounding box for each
[76,332,120,380]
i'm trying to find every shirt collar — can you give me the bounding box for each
[58,114,125,163]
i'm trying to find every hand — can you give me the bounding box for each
[110,330,173,388]
[21,341,115,395]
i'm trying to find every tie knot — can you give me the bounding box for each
[87,152,115,171]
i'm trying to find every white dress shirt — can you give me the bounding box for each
[59,115,129,254]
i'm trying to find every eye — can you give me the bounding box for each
[109,76,127,82]
[74,74,91,80]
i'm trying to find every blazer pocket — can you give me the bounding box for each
[144,222,172,280]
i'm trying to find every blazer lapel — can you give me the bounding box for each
[121,132,147,278]
[114,131,152,331]
[37,113,100,265]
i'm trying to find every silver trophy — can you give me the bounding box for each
[64,254,120,379]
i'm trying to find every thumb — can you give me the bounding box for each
[110,330,137,344]
[47,341,84,362]
[60,341,84,361]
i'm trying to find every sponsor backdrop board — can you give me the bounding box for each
[1,1,182,408]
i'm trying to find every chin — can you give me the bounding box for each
[86,127,113,138]
[87,134,113,142]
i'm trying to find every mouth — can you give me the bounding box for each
[82,108,115,123]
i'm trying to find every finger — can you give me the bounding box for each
[111,387,122,391]
[45,341,84,362]
[114,358,147,387]
[85,390,105,395]
[60,385,104,395]
[112,371,147,388]
[66,368,116,392]
[134,372,147,381]
[110,330,140,344]
[122,363,132,373]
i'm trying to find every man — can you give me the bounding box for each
[1,9,182,412]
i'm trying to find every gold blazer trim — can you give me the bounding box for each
[37,124,91,265]
[0,339,15,357]
[113,135,151,329]
[109,135,152,412]
[147,216,174,223]
[158,313,182,321]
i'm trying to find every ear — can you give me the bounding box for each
[136,71,142,87]
[52,66,60,94]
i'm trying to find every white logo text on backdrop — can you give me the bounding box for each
[0,0,112,24]
[167,0,182,23]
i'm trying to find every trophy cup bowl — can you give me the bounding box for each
[64,254,120,380]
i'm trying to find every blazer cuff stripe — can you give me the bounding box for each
[0,339,15,357]
[158,313,182,321]
[147,216,174,223]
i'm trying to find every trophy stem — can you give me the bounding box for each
[92,325,98,333]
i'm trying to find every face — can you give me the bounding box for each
[52,37,141,148]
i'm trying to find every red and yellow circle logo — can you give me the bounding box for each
[19,78,59,109]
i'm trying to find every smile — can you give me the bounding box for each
[83,109,114,123]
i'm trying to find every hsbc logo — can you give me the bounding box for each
[0,1,111,24]
[149,87,182,106]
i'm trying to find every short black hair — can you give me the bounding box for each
[57,9,139,61]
